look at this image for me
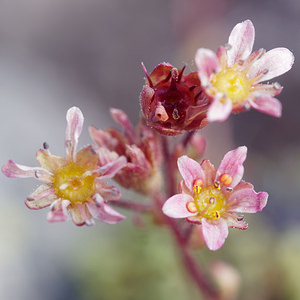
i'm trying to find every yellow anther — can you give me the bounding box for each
[186,201,197,213]
[220,173,232,186]
[193,185,201,194]
[214,181,220,189]
[214,211,221,219]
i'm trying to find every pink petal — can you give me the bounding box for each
[25,184,57,210]
[65,107,84,162]
[97,156,127,179]
[216,146,247,188]
[96,147,119,166]
[47,200,70,223]
[207,94,233,122]
[68,202,94,226]
[227,20,255,67]
[88,194,125,224]
[195,48,219,86]
[110,108,135,144]
[162,193,196,218]
[228,188,268,213]
[95,179,121,201]
[2,160,52,182]
[177,155,205,191]
[201,160,216,187]
[248,48,294,82]
[125,145,150,170]
[253,83,283,97]
[202,218,229,251]
[89,126,114,148]
[36,150,65,174]
[224,213,248,230]
[249,96,282,117]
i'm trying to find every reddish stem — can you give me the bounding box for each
[109,199,153,213]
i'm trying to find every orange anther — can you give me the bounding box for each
[193,178,203,187]
[220,173,232,186]
[186,201,197,213]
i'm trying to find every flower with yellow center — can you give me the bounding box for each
[2,107,127,226]
[195,19,294,122]
[162,147,268,251]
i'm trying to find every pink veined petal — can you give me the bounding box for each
[97,156,127,179]
[200,160,216,187]
[195,48,219,86]
[96,147,120,166]
[36,150,65,174]
[88,194,125,224]
[47,200,70,223]
[65,106,84,162]
[162,193,196,218]
[224,213,248,230]
[95,179,121,201]
[248,48,294,83]
[110,108,135,144]
[177,155,205,191]
[248,95,282,118]
[227,19,255,67]
[25,184,57,210]
[2,160,52,182]
[227,188,268,213]
[207,94,233,122]
[67,202,93,226]
[216,146,247,188]
[202,218,229,251]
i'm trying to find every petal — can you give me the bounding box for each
[89,126,114,148]
[68,203,94,226]
[202,218,229,251]
[65,107,84,161]
[96,147,120,166]
[47,200,70,223]
[110,108,135,144]
[95,179,121,201]
[177,155,205,191]
[2,160,52,182]
[227,19,255,67]
[97,156,127,179]
[25,184,57,210]
[162,193,196,218]
[249,96,282,118]
[224,213,248,230]
[201,160,216,187]
[207,94,233,122]
[76,145,99,170]
[36,150,65,174]
[195,48,219,86]
[228,188,268,213]
[216,146,247,188]
[252,83,283,97]
[248,48,294,82]
[88,194,125,224]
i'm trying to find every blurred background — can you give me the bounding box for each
[0,0,300,299]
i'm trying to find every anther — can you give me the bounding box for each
[43,142,49,150]
[220,173,232,186]
[226,187,233,192]
[50,201,57,212]
[186,201,197,213]
[172,108,180,120]
[34,170,40,179]
[194,179,203,187]
[274,82,282,90]
[65,140,73,148]
[262,69,269,75]
[237,216,244,221]
[193,185,201,194]
[237,59,244,66]
[215,211,221,219]
[214,181,220,189]
[26,197,34,202]
[209,197,216,205]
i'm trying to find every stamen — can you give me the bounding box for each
[237,59,244,66]
[34,170,40,179]
[209,197,216,205]
[214,181,220,189]
[226,187,233,192]
[43,142,49,150]
[186,201,197,213]
[262,69,269,75]
[141,63,153,88]
[214,211,221,219]
[193,185,201,194]
[177,66,186,82]
[220,173,232,186]
[237,216,244,221]
[194,179,203,187]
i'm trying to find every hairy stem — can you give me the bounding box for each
[108,199,153,213]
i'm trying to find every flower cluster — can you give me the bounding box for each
[1,20,294,257]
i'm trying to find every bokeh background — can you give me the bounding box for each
[1,0,300,299]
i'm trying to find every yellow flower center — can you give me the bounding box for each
[193,185,227,220]
[53,163,96,203]
[211,68,252,104]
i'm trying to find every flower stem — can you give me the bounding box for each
[108,199,153,213]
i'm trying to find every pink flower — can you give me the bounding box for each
[195,19,294,121]
[162,146,268,250]
[140,63,209,135]
[2,107,127,226]
[90,108,163,195]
